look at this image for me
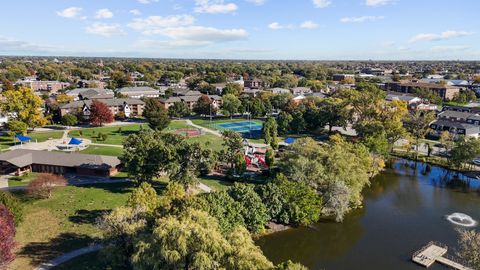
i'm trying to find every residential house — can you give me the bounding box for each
[291,87,313,96]
[60,98,145,118]
[66,88,114,101]
[244,78,265,89]
[429,107,480,138]
[159,95,222,110]
[270,88,291,95]
[332,74,355,82]
[384,81,460,100]
[116,87,163,99]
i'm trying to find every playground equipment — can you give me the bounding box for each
[244,143,268,169]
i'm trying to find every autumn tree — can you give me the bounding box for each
[193,95,216,116]
[0,192,24,224]
[6,120,28,137]
[1,87,48,128]
[404,110,436,161]
[222,83,243,96]
[263,117,278,149]
[220,130,245,173]
[456,229,480,269]
[143,98,170,131]
[0,204,16,269]
[168,102,190,118]
[221,94,242,118]
[131,209,273,270]
[126,182,159,214]
[89,100,114,126]
[27,173,67,199]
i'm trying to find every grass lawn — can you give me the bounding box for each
[198,176,232,191]
[7,173,39,187]
[10,182,136,270]
[69,124,147,145]
[80,145,124,157]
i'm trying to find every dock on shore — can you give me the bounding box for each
[412,241,473,270]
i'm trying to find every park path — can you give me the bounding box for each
[185,119,222,137]
[0,175,8,189]
[89,143,123,148]
[35,244,103,270]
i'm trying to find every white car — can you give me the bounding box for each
[472,158,480,165]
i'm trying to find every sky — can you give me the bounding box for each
[0,0,479,60]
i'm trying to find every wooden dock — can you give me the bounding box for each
[412,242,473,270]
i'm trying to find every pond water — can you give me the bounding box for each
[256,159,480,270]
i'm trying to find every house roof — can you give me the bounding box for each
[438,110,474,119]
[431,120,480,135]
[66,88,113,96]
[116,87,158,94]
[385,94,420,102]
[0,149,120,169]
[60,98,144,109]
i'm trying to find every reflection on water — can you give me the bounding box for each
[257,159,480,270]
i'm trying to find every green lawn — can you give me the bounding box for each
[199,176,232,191]
[7,172,40,187]
[80,146,124,157]
[69,124,147,145]
[10,182,136,270]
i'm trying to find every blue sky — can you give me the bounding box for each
[0,0,479,60]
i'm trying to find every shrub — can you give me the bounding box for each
[27,174,67,199]
[61,114,78,126]
[0,192,24,224]
[79,130,83,136]
[0,204,16,268]
[100,133,108,141]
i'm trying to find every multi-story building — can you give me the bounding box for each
[384,81,460,100]
[60,98,145,118]
[16,80,70,94]
[116,87,163,99]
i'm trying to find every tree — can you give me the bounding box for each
[1,87,48,128]
[449,137,480,170]
[404,110,436,161]
[265,148,275,168]
[456,229,480,269]
[143,98,170,131]
[220,130,245,173]
[263,117,278,149]
[279,136,377,221]
[121,131,181,183]
[89,100,114,126]
[222,83,243,96]
[228,183,268,233]
[126,182,159,214]
[277,112,293,135]
[318,98,351,133]
[0,204,15,269]
[0,191,24,224]
[6,120,28,137]
[61,114,78,127]
[193,95,216,116]
[276,261,309,270]
[168,102,190,118]
[197,191,245,234]
[55,94,74,104]
[221,94,241,118]
[439,130,454,155]
[131,209,273,270]
[99,206,147,268]
[26,173,67,199]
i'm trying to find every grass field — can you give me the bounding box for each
[7,173,40,187]
[10,182,136,270]
[69,124,147,145]
[80,145,124,157]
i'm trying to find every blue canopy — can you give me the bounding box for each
[284,137,296,144]
[68,137,83,145]
[15,134,33,142]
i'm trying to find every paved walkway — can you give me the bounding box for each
[0,175,8,189]
[185,119,222,137]
[35,244,103,270]
[89,143,123,148]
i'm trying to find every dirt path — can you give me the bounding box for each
[185,119,222,137]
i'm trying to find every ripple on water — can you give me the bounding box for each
[445,213,478,227]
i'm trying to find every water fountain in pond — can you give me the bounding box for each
[445,213,478,227]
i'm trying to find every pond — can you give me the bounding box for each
[256,159,480,270]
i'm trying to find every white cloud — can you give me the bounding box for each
[95,9,114,19]
[137,0,159,4]
[144,26,248,41]
[128,15,195,33]
[57,7,83,18]
[135,26,248,49]
[0,36,52,52]
[409,30,474,43]
[194,0,238,14]
[246,0,266,5]
[365,0,393,7]
[129,9,142,16]
[86,23,125,37]
[431,45,470,52]
[268,22,293,30]
[300,21,319,29]
[340,16,384,23]
[313,0,331,8]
